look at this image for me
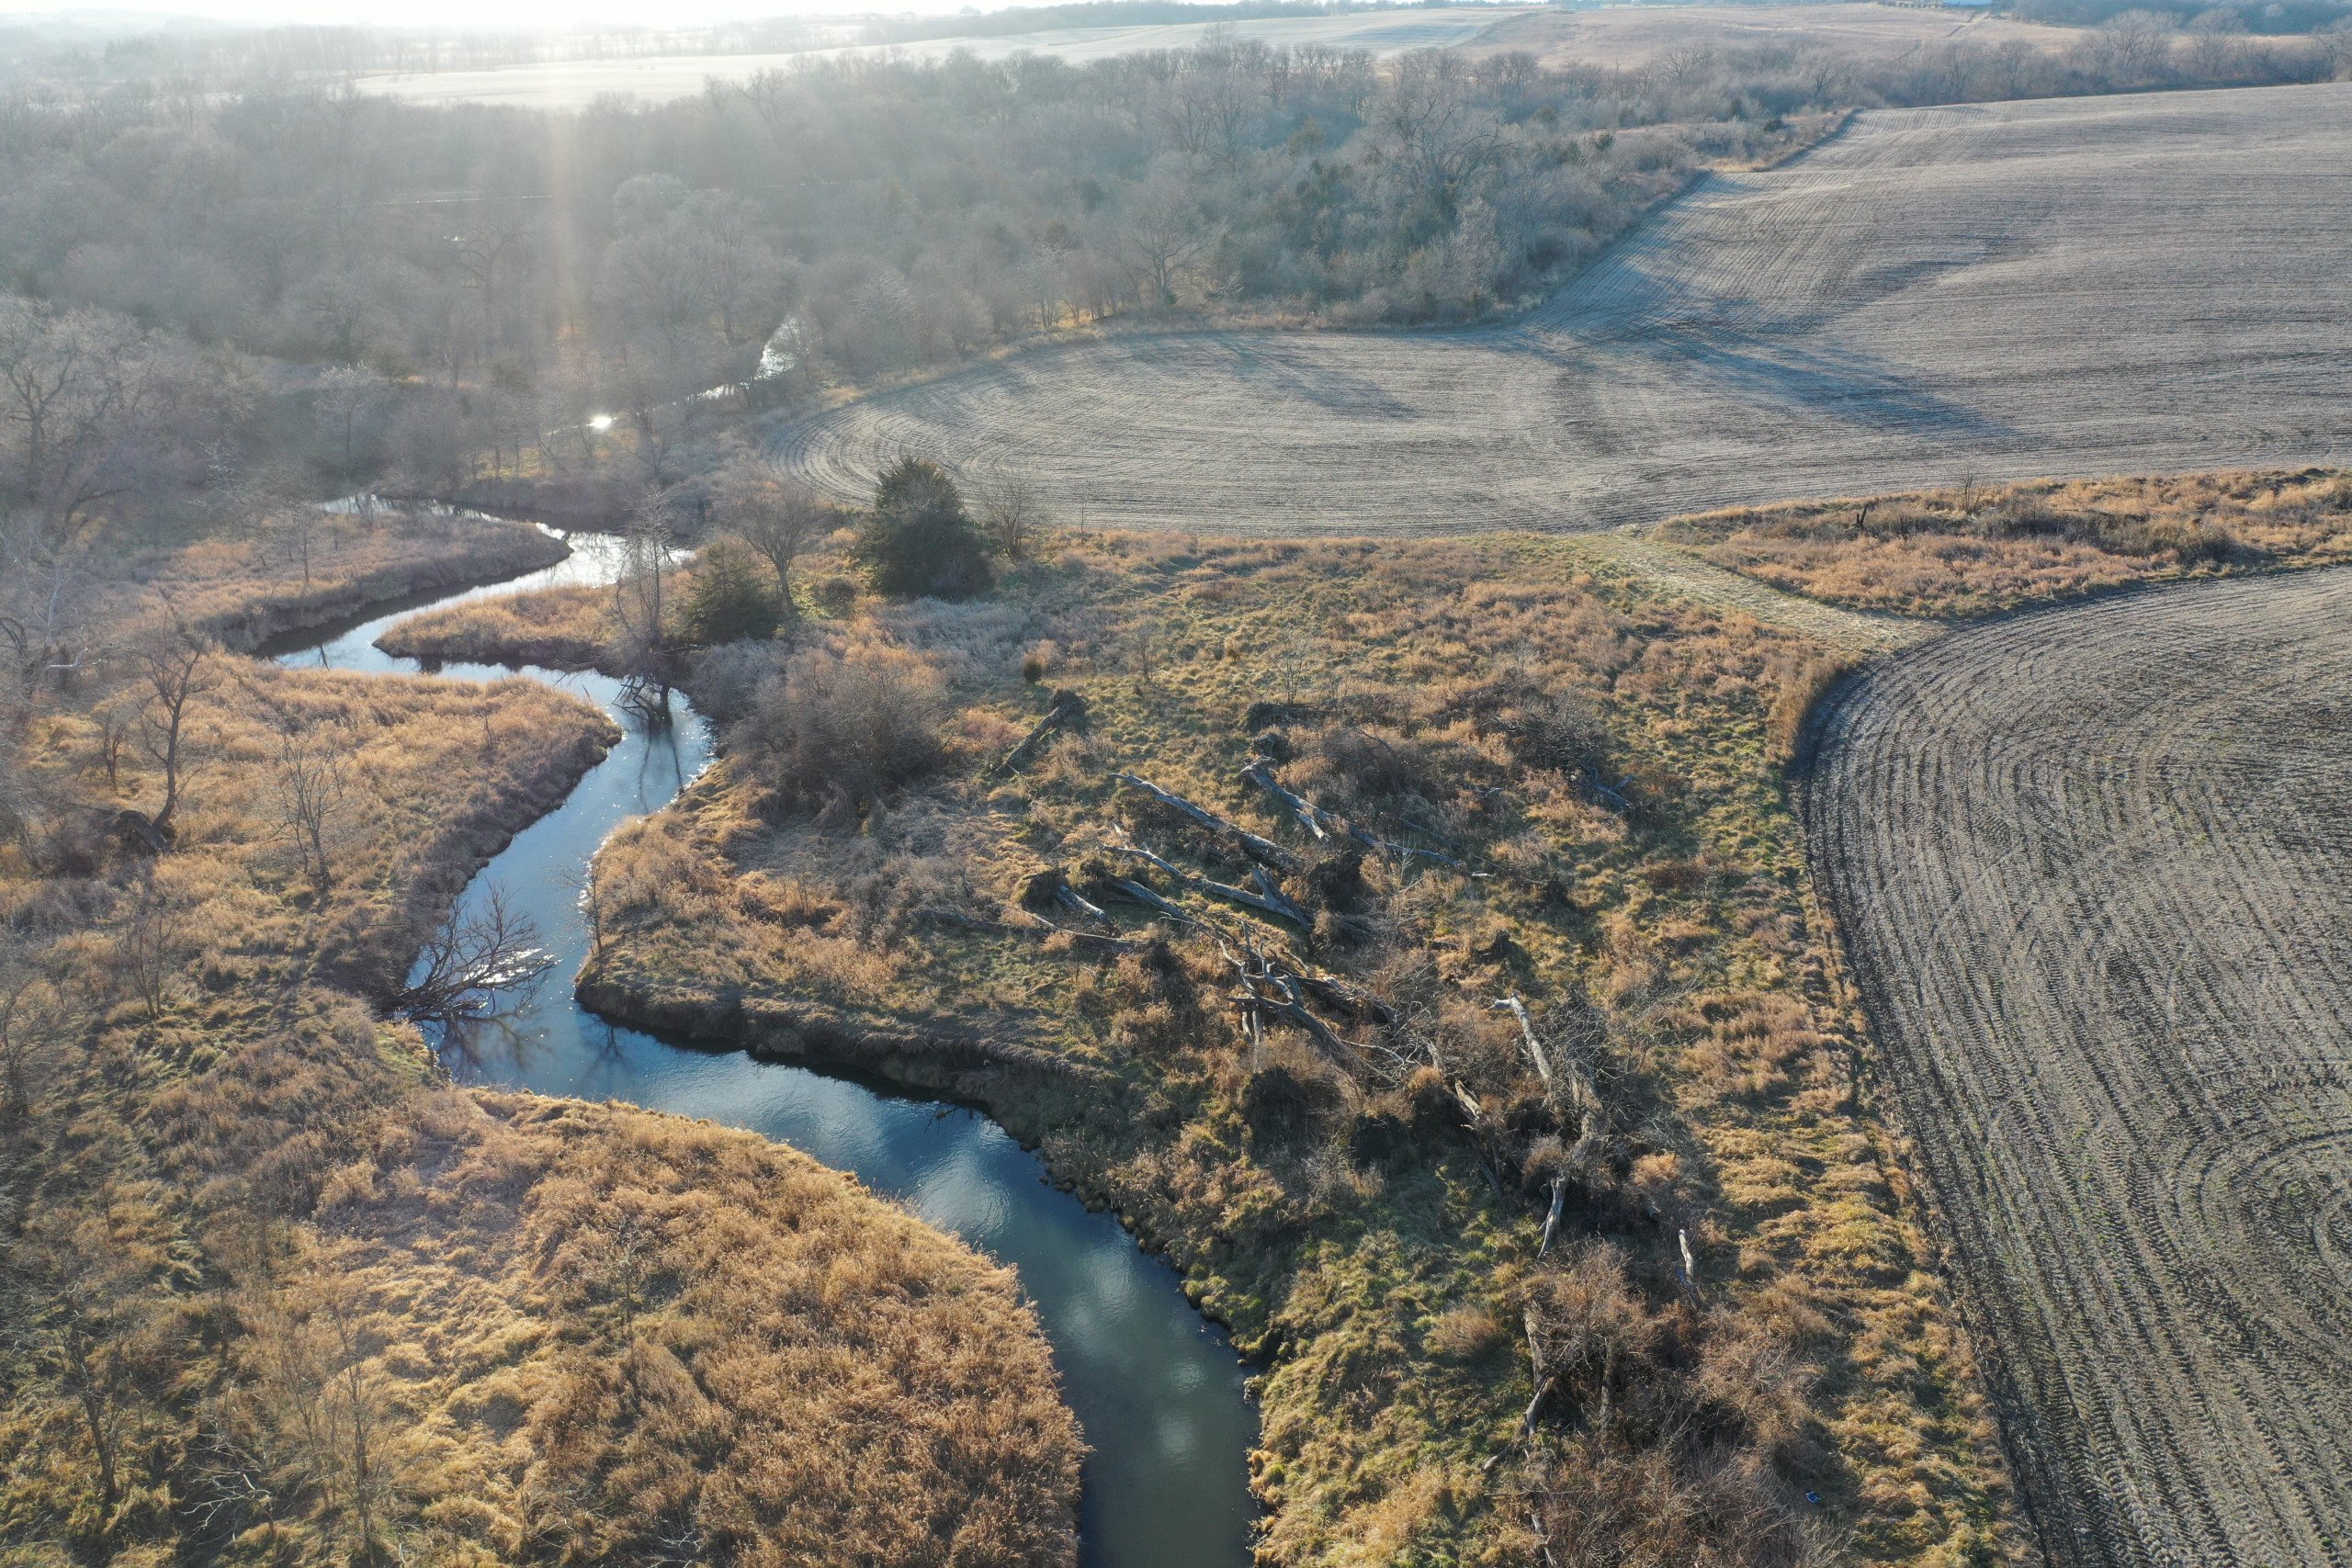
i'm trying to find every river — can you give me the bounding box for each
[261,527,1259,1568]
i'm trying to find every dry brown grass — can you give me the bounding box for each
[375,581,614,670]
[581,530,2023,1567]
[284,1091,1079,1568]
[1657,468,2352,619]
[86,508,570,651]
[0,540,1080,1566]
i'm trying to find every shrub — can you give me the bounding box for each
[733,641,947,817]
[688,638,790,725]
[1241,1064,1340,1149]
[812,574,860,615]
[854,457,993,601]
[678,537,782,646]
[1314,727,1441,807]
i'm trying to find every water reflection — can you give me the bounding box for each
[274,530,1258,1568]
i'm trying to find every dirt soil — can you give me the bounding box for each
[1803,566,2352,1567]
[774,83,2352,536]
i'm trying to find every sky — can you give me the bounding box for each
[0,0,1041,24]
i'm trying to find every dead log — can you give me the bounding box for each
[1485,1307,1562,1473]
[1348,822,1473,872]
[1113,772,1300,872]
[1238,761,1343,840]
[1105,876,1201,929]
[1495,994,1601,1138]
[918,906,1140,953]
[1019,866,1113,928]
[1103,842,1308,929]
[1496,995,1553,1089]
[1536,1172,1567,1258]
[1257,967,1352,1066]
[1293,971,1397,1028]
[995,689,1090,775]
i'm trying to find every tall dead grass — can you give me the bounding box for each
[1657,468,2352,618]
[375,581,614,670]
[0,555,1080,1565]
[577,527,2021,1568]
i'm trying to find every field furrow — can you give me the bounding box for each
[1805,569,2352,1567]
[773,83,2352,535]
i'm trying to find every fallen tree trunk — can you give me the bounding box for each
[1114,771,1300,872]
[1020,866,1114,928]
[1536,1172,1567,1258]
[1238,761,1343,840]
[1103,841,1309,929]
[1294,971,1397,1027]
[917,906,1141,953]
[1105,875,1202,929]
[1496,993,1600,1140]
[995,689,1089,775]
[1238,761,1474,872]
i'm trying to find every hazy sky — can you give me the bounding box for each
[0,0,1031,24]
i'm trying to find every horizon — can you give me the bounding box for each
[0,0,1388,34]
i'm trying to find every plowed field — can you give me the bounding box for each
[775,82,2352,534]
[1804,568,2352,1566]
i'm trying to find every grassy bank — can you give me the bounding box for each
[576,531,2023,1566]
[1653,468,2352,619]
[0,528,1083,1566]
[85,507,572,654]
[376,582,615,671]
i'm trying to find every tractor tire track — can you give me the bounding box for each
[1805,569,2352,1568]
[772,83,2352,536]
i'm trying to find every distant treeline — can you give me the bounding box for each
[0,14,2344,515]
[2016,0,2350,32]
[857,0,1483,46]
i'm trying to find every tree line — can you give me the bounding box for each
[0,15,2344,536]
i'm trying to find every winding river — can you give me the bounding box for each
[262,528,1258,1568]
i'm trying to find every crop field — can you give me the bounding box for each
[1804,568,2352,1566]
[354,9,1530,107]
[775,83,2352,536]
[1466,3,2075,72]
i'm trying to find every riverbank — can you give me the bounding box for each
[0,514,1084,1566]
[89,504,571,653]
[569,529,2026,1566]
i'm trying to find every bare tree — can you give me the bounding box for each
[709,446,826,606]
[1375,52,1504,221]
[972,470,1045,559]
[271,722,356,898]
[1109,165,1221,308]
[2183,7,2248,79]
[557,863,608,964]
[391,886,549,1025]
[0,929,68,1117]
[0,299,210,534]
[0,508,97,707]
[2324,17,2352,80]
[232,1281,406,1565]
[0,729,29,847]
[25,1225,149,1526]
[2081,10,2180,84]
[134,621,219,840]
[312,364,389,477]
[614,489,676,700]
[119,877,189,1028]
